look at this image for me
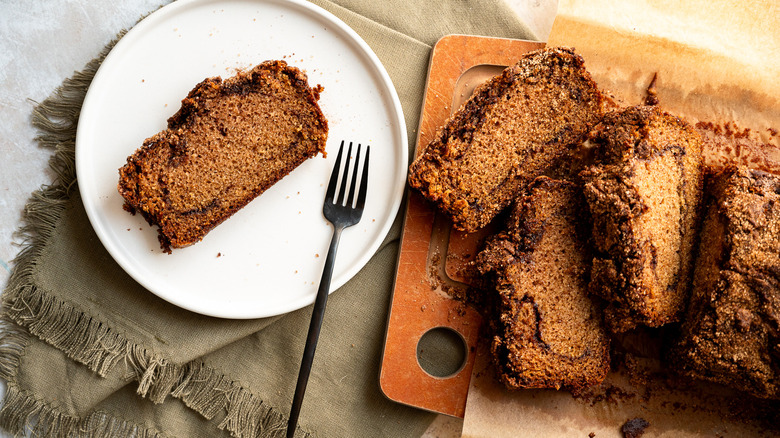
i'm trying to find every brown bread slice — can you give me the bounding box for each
[475,177,610,391]
[669,166,780,399]
[118,60,328,252]
[408,47,609,233]
[581,105,704,333]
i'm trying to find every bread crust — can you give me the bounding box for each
[670,166,780,399]
[475,177,610,391]
[118,60,328,252]
[408,47,609,232]
[581,105,704,333]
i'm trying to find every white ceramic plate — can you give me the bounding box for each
[76,0,407,319]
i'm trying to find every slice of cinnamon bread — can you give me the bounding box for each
[581,105,704,333]
[669,166,780,399]
[118,60,328,252]
[475,177,610,391]
[408,47,609,233]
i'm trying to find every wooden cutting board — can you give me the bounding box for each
[379,35,545,419]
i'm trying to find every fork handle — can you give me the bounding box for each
[286,225,344,438]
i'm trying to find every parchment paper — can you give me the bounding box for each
[462,0,780,436]
[548,0,779,173]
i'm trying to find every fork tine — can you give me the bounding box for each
[336,142,353,206]
[355,145,369,210]
[346,144,362,207]
[324,141,344,204]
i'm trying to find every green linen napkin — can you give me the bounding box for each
[0,1,537,436]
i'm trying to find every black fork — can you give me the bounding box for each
[286,140,370,437]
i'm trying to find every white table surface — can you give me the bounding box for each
[0,1,556,436]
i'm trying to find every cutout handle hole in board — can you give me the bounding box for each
[416,326,468,378]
